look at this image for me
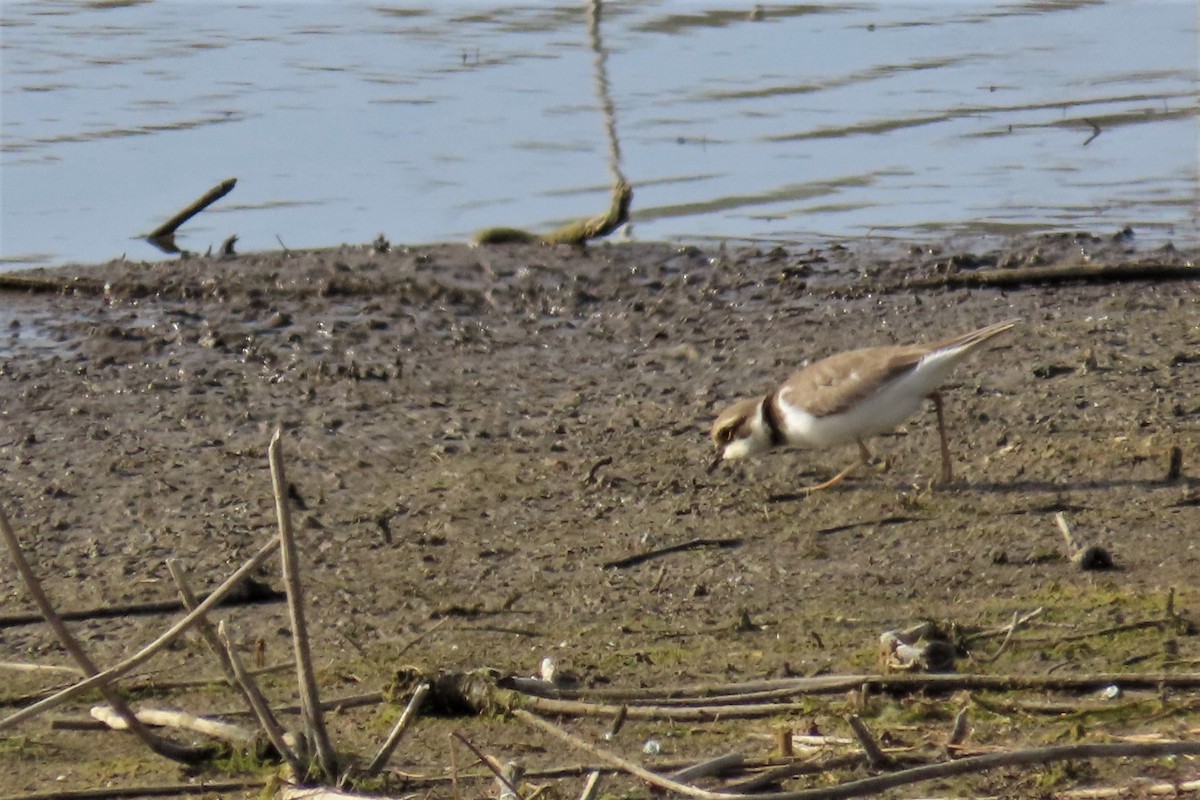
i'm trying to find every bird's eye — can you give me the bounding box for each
[718,427,735,445]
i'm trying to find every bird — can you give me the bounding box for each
[708,319,1018,491]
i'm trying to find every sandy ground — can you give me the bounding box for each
[0,232,1198,797]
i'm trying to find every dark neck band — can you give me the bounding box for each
[761,392,786,447]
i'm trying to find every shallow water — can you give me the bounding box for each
[1,0,1197,268]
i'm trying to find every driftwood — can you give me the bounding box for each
[475,182,632,246]
[145,177,237,254]
[451,731,524,800]
[0,661,81,676]
[577,770,603,800]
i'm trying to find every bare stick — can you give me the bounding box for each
[977,611,1021,663]
[165,559,242,686]
[449,731,462,800]
[578,771,603,800]
[219,621,302,771]
[0,661,81,675]
[515,708,1200,800]
[363,681,430,778]
[167,558,296,768]
[0,505,208,763]
[845,716,890,769]
[145,178,237,253]
[668,752,745,783]
[963,607,1043,643]
[504,670,1200,706]
[91,704,256,745]
[1056,511,1080,555]
[0,778,267,799]
[0,536,280,731]
[452,730,524,800]
[514,709,711,798]
[270,428,338,779]
[496,761,523,800]
[947,707,970,749]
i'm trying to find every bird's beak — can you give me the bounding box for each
[707,452,724,475]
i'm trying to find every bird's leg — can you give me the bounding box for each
[930,391,953,484]
[804,440,874,494]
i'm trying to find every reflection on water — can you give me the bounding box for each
[1,1,1196,267]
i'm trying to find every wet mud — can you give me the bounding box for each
[1,232,1198,795]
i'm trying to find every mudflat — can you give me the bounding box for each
[1,233,1197,796]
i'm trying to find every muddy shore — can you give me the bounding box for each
[1,232,1198,796]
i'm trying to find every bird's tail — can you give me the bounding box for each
[930,318,1020,355]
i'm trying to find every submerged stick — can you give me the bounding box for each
[0,536,280,732]
[146,177,237,254]
[0,505,210,763]
[270,428,338,779]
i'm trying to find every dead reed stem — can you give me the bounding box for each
[364,681,430,778]
[0,505,209,763]
[270,428,338,779]
[0,536,280,731]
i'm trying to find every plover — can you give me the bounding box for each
[709,319,1018,490]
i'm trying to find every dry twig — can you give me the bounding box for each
[845,716,890,769]
[363,681,431,778]
[167,557,296,768]
[0,505,209,763]
[451,730,525,800]
[270,428,338,779]
[90,704,256,745]
[218,620,302,772]
[0,536,281,731]
[515,707,1200,800]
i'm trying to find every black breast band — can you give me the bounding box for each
[761,392,787,447]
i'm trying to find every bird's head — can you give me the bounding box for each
[708,396,771,473]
